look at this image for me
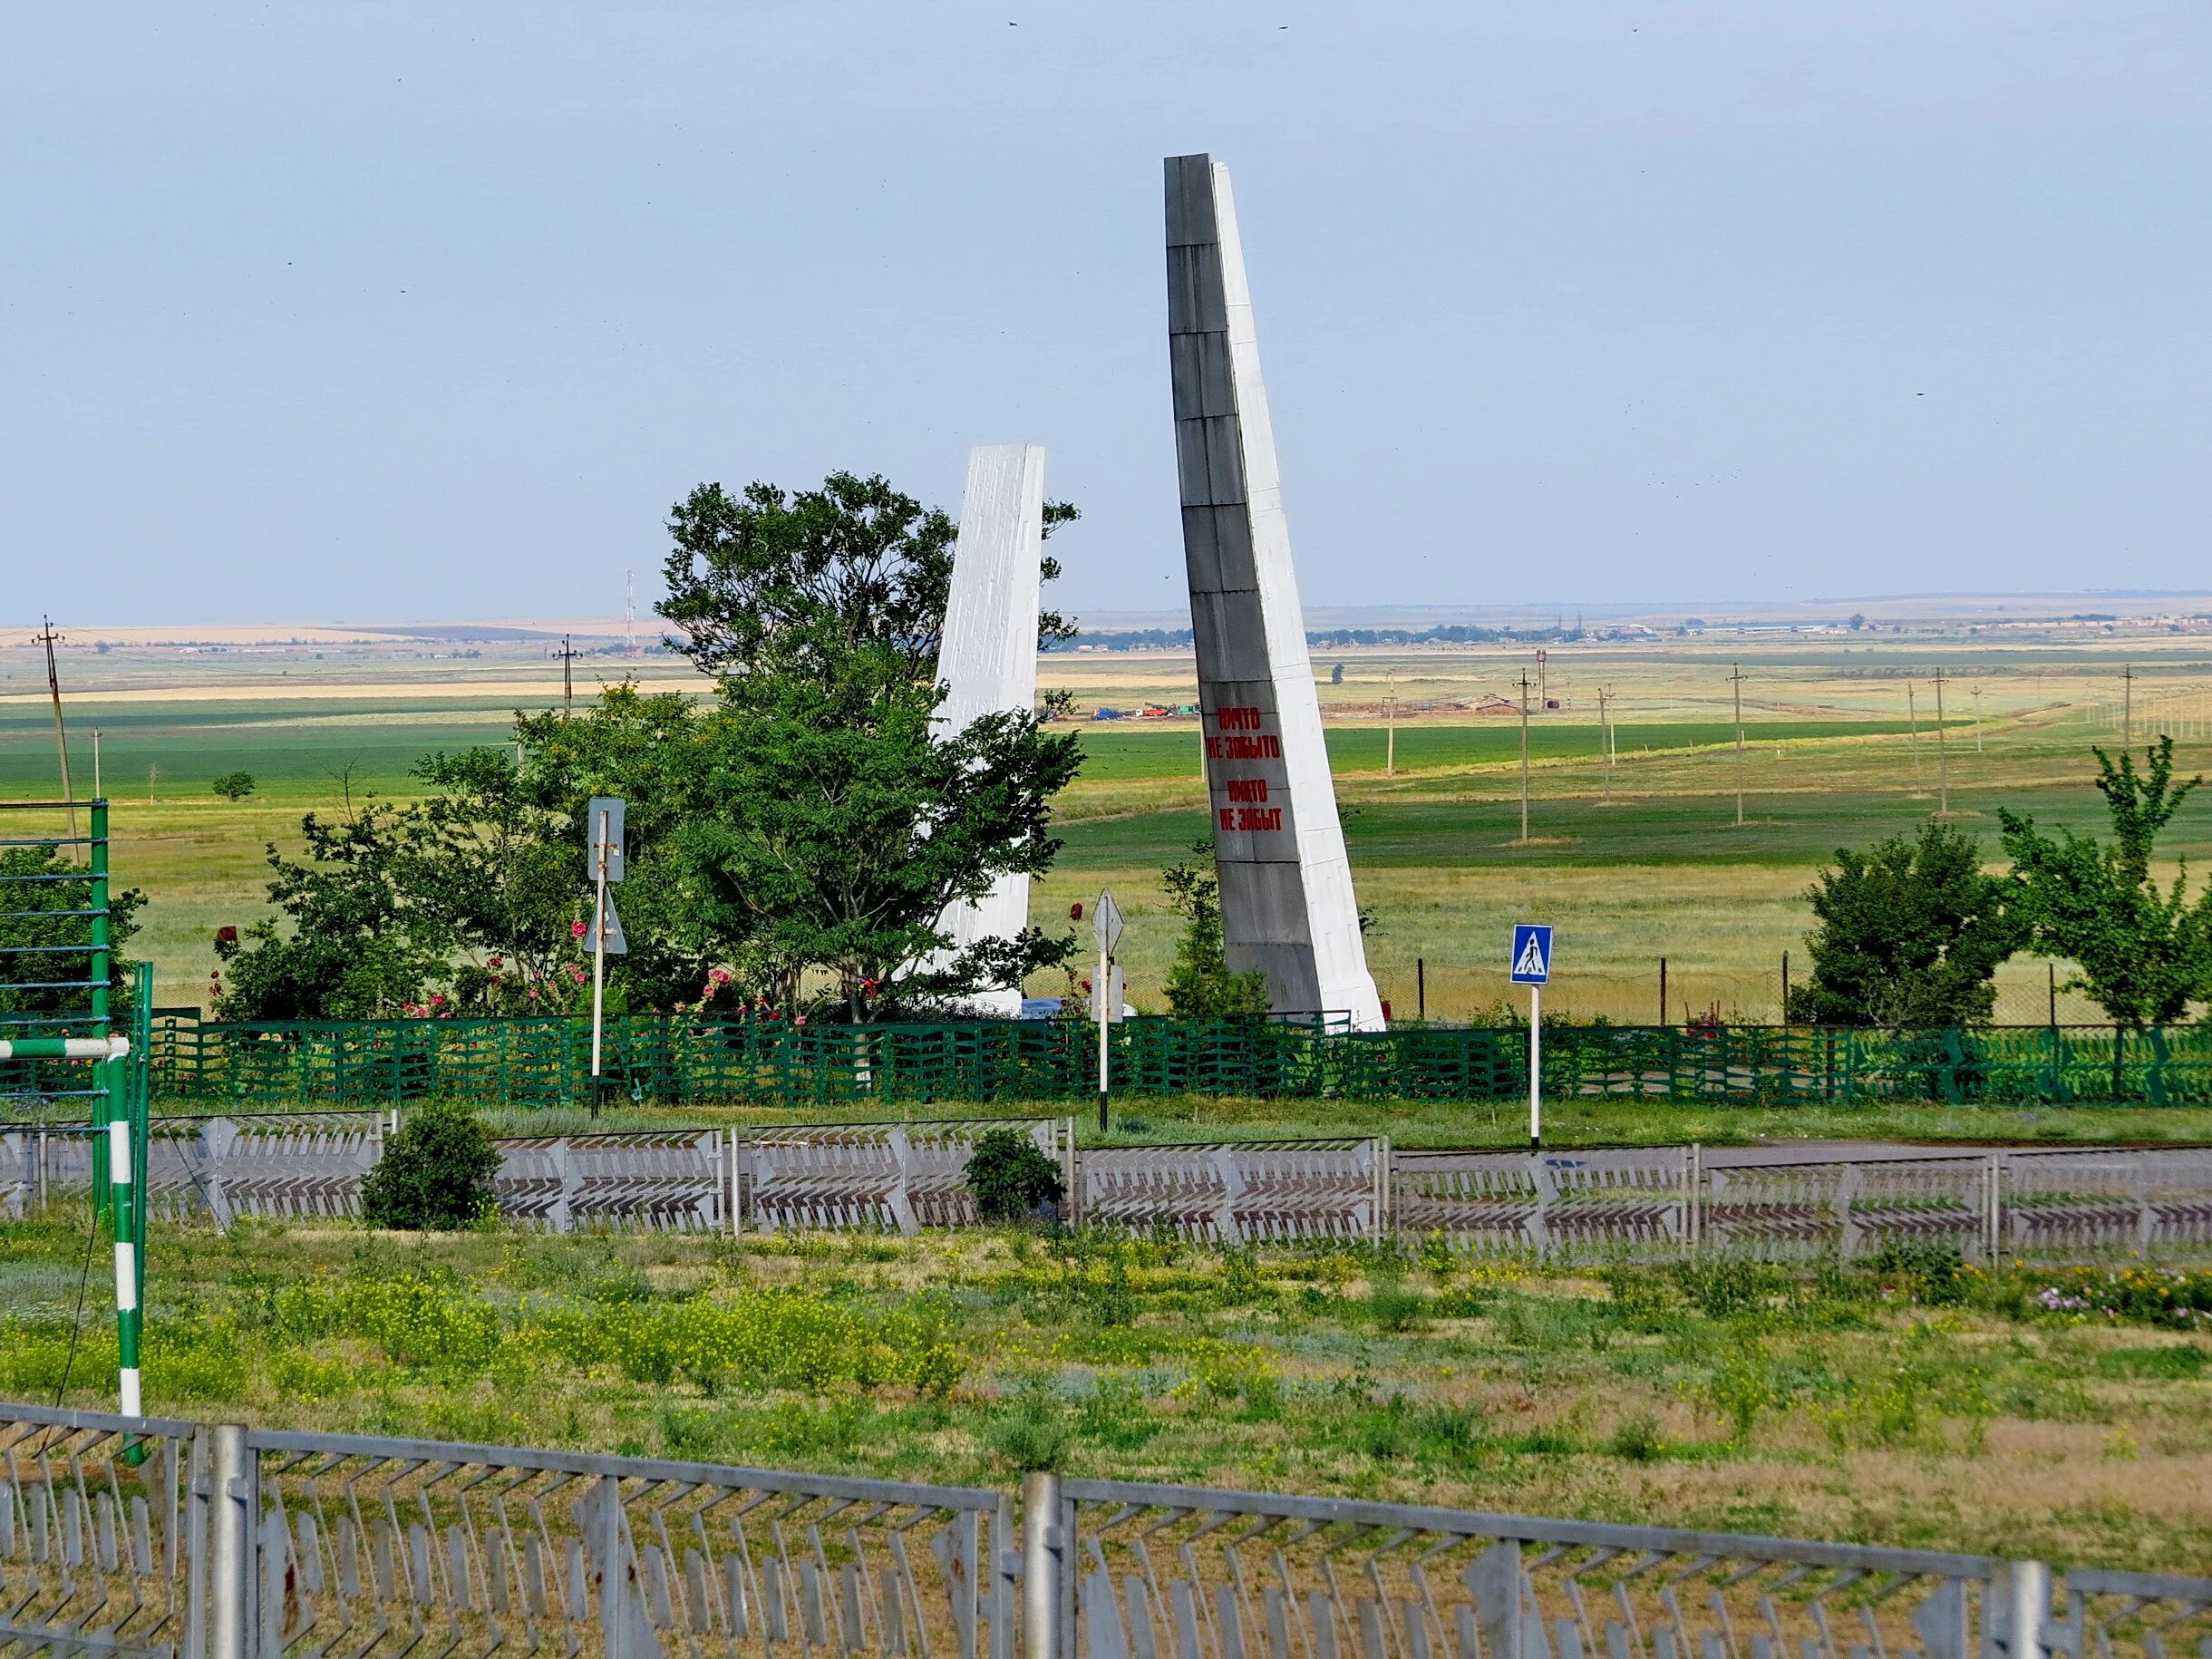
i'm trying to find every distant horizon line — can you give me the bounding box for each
[19,587,2212,641]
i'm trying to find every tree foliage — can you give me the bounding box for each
[210,771,256,801]
[1784,820,2022,1027]
[361,1101,501,1229]
[965,1127,1064,1223]
[1159,848,1272,1019]
[0,849,145,1016]
[1999,737,2212,1027]
[209,470,1082,1024]
[211,804,451,1020]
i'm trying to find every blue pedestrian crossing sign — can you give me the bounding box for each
[1509,924,1554,985]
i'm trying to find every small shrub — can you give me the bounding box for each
[1675,1259,1787,1319]
[361,1102,501,1230]
[965,1129,1064,1223]
[1077,1373,1160,1450]
[1868,1240,1971,1305]
[985,1388,1073,1470]
[1608,1412,1665,1462]
[1364,1273,1429,1334]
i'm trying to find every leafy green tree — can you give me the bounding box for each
[210,771,257,801]
[1784,820,2022,1026]
[0,849,146,1016]
[211,804,451,1019]
[1999,738,2212,1027]
[652,472,1083,1019]
[1159,848,1271,1018]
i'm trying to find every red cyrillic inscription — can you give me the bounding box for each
[1205,735,1284,761]
[1215,706,1266,731]
[1225,778,1269,803]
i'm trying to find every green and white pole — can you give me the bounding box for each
[0,1033,142,1414]
[110,1111,141,1415]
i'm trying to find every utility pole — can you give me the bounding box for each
[2122,662,2135,747]
[1907,681,1923,791]
[625,570,637,656]
[1973,684,1984,753]
[1384,669,1396,778]
[1933,668,1951,815]
[1535,648,1547,706]
[34,618,79,851]
[1597,684,1616,805]
[1730,662,1746,828]
[1517,669,1534,841]
[553,634,580,715]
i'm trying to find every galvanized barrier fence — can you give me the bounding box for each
[10,1126,2212,1262]
[5,1404,2207,1659]
[140,1014,2212,1110]
[1036,1475,2212,1659]
[8,1117,1070,1237]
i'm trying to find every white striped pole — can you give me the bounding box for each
[110,1114,141,1416]
[0,1036,131,1061]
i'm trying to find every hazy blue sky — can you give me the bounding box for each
[5,3,2208,625]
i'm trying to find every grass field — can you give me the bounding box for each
[5,1215,2207,1567]
[10,632,2212,1024]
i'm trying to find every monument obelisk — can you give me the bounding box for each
[1165,154,1386,1030]
[926,443,1048,1016]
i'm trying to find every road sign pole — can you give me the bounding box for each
[589,843,606,1115]
[1097,946,1111,1131]
[1092,888,1124,1133]
[1528,984,1542,1150]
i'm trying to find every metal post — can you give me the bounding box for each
[1688,1142,1703,1257]
[1416,957,1426,1023]
[1021,1471,1062,1659]
[2005,1559,2051,1659]
[1731,663,1746,826]
[1934,667,1950,815]
[90,799,112,1221]
[1780,950,1790,1022]
[1096,948,1111,1132]
[1517,671,1532,840]
[1528,985,1542,1150]
[112,1116,141,1414]
[590,828,608,1119]
[1659,956,1667,1027]
[208,1424,253,1659]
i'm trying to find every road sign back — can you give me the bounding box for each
[1093,888,1124,957]
[1510,924,1553,985]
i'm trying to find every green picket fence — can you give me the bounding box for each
[127,1011,2212,1109]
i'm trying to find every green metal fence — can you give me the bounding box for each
[140,1009,2212,1108]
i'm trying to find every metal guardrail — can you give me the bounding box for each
[243,1428,1013,1659]
[1036,1477,2212,1659]
[5,1405,2207,1659]
[5,1117,1071,1237]
[10,1127,2212,1261]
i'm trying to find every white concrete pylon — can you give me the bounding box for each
[925,443,1047,1016]
[1165,154,1386,1032]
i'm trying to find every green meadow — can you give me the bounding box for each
[3,642,2204,1024]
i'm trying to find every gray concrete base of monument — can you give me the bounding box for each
[1168,152,1386,1031]
[918,443,1046,1020]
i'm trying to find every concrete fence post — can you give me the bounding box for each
[207,1423,254,1659]
[1021,1470,1062,1659]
